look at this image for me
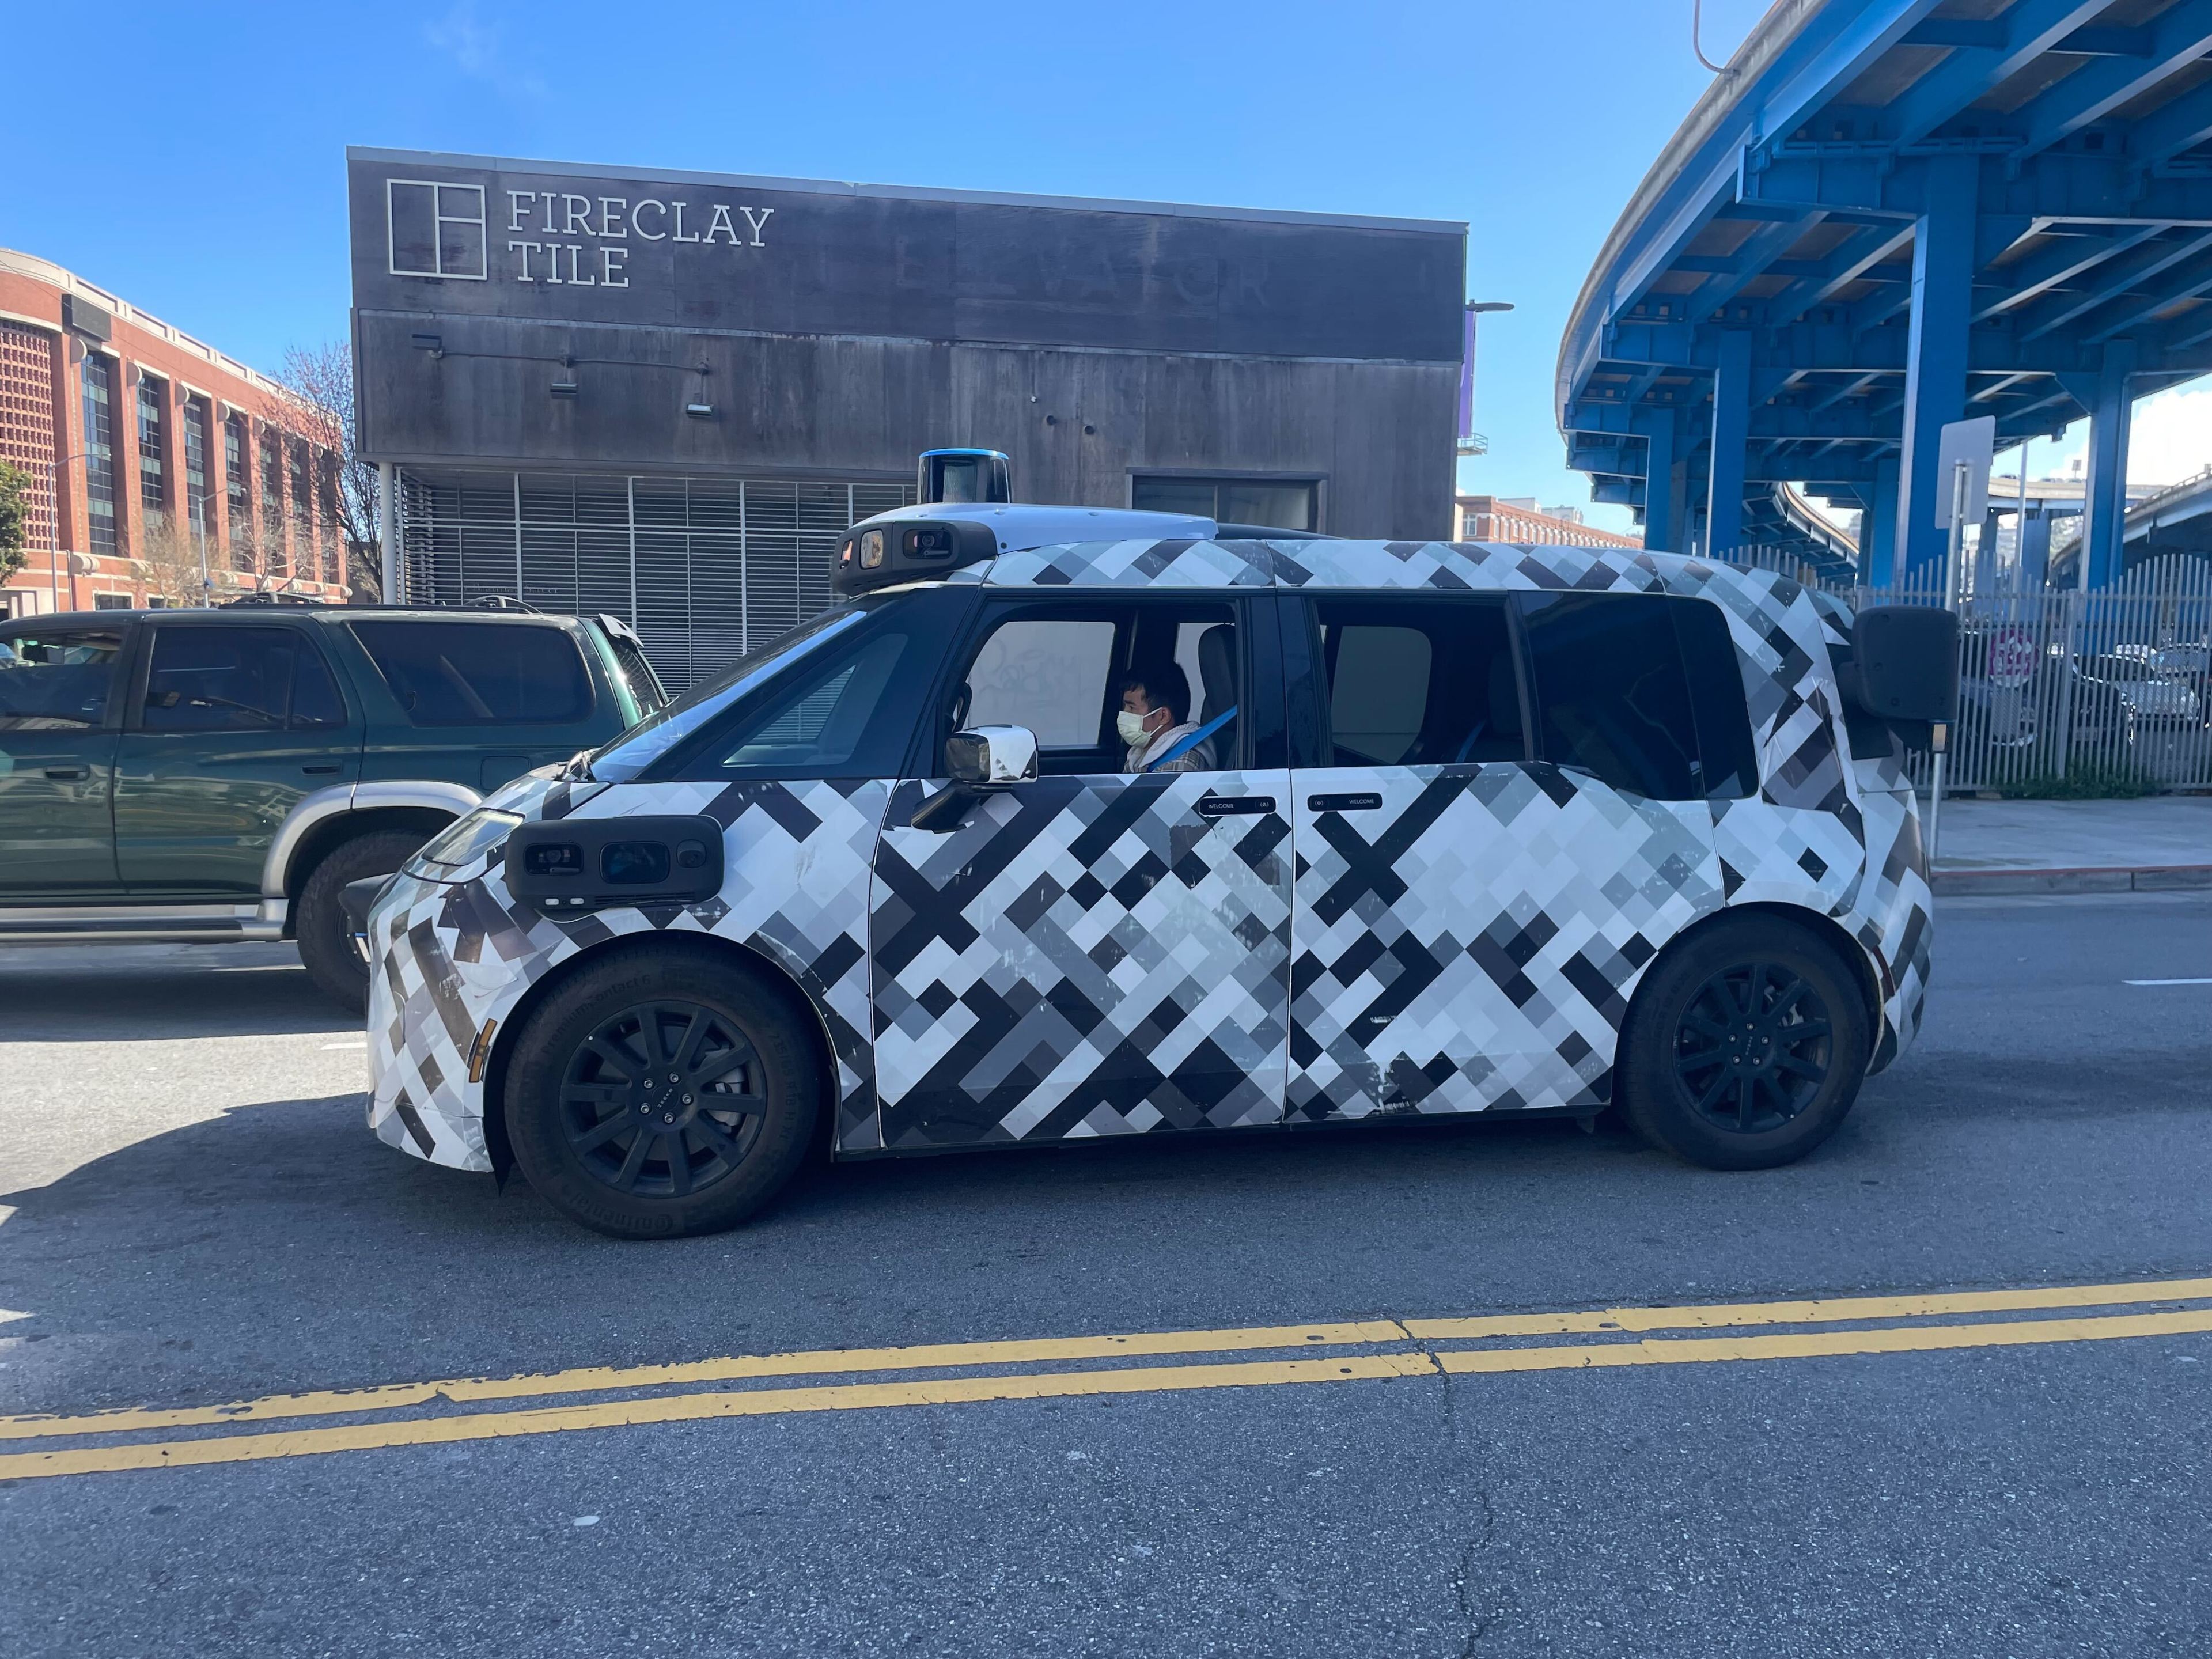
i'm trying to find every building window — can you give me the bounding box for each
[137,373,166,522]
[319,454,342,585]
[289,438,312,577]
[182,396,211,539]
[1,321,60,554]
[385,180,487,280]
[224,411,248,565]
[80,353,118,556]
[259,425,286,575]
[1130,475,1317,532]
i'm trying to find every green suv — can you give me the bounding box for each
[0,600,665,1007]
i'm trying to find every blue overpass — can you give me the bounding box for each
[1559,0,2212,587]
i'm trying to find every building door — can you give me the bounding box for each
[869,593,1292,1149]
[113,622,362,895]
[0,623,130,899]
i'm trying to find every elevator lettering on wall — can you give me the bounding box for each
[384,179,774,290]
[502,190,774,289]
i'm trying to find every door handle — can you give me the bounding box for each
[301,764,342,775]
[43,766,90,782]
[1308,792,1381,812]
[1195,794,1275,818]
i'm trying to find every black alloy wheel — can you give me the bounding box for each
[1669,962,1832,1135]
[1617,916,1870,1172]
[559,1000,767,1200]
[506,946,822,1238]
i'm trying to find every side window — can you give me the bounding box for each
[1520,593,1728,802]
[1312,597,1518,768]
[952,602,1240,775]
[1672,599,1757,799]
[680,608,938,781]
[964,620,1115,747]
[142,627,304,733]
[349,622,592,726]
[0,628,126,730]
[289,638,350,731]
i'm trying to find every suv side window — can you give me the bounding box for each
[0,628,127,730]
[1310,597,1520,767]
[141,626,348,733]
[963,620,1116,747]
[1518,592,1753,801]
[349,621,592,726]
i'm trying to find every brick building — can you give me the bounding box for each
[0,248,346,616]
[1454,494,1643,549]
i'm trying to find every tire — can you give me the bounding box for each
[1616,916,1872,1172]
[504,946,822,1239]
[296,829,431,1013]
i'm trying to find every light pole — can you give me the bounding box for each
[43,450,100,615]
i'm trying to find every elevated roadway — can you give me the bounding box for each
[1559,0,2212,586]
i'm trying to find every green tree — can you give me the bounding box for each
[0,459,29,586]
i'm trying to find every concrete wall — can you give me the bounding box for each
[349,151,1465,539]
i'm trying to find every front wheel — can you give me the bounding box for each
[296,829,429,1012]
[505,947,822,1238]
[1616,917,1872,1171]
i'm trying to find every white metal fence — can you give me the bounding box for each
[1714,549,2212,793]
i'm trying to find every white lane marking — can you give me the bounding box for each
[320,1041,369,1050]
[2124,978,2212,986]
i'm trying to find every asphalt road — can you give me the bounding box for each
[1,893,2209,1658]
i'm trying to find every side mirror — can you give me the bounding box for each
[1839,606,1960,751]
[911,726,1039,832]
[945,725,1039,787]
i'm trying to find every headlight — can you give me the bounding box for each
[403,809,524,877]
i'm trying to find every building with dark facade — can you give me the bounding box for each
[349,147,1466,688]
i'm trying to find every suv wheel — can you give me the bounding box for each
[296,829,430,1012]
[505,948,821,1239]
[1617,916,1872,1171]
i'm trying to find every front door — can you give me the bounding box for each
[0,623,130,899]
[869,593,1293,1149]
[114,622,363,895]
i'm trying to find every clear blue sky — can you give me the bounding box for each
[3,1,1778,527]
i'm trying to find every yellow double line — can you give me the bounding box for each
[5,1275,2210,1483]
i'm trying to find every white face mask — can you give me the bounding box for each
[1116,711,1154,749]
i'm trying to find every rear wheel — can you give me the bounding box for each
[1617,916,1872,1171]
[505,948,821,1238]
[296,829,429,1012]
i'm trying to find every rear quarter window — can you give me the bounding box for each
[1520,592,1754,802]
[348,620,594,727]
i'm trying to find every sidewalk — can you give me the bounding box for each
[1928,794,2212,895]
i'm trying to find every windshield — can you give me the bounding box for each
[586,604,871,781]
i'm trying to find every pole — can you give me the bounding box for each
[1926,459,1969,863]
[377,462,399,605]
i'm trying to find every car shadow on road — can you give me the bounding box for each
[0,944,353,1041]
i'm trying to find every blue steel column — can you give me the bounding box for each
[1637,412,1679,551]
[2080,338,2138,590]
[1865,455,1900,586]
[1892,155,1979,577]
[1705,331,1751,555]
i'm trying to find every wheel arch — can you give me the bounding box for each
[476,929,841,1181]
[265,781,484,913]
[1631,901,1887,1067]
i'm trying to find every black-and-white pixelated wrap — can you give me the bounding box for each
[366,540,1933,1172]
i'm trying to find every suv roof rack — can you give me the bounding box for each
[218,591,326,608]
[465,594,543,613]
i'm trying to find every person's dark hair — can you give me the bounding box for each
[1120,662,1190,726]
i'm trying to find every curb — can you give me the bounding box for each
[1931,865,2212,896]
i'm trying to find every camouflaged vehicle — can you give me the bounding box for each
[362,502,1956,1238]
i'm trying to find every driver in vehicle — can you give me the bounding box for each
[1118,665,1209,773]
